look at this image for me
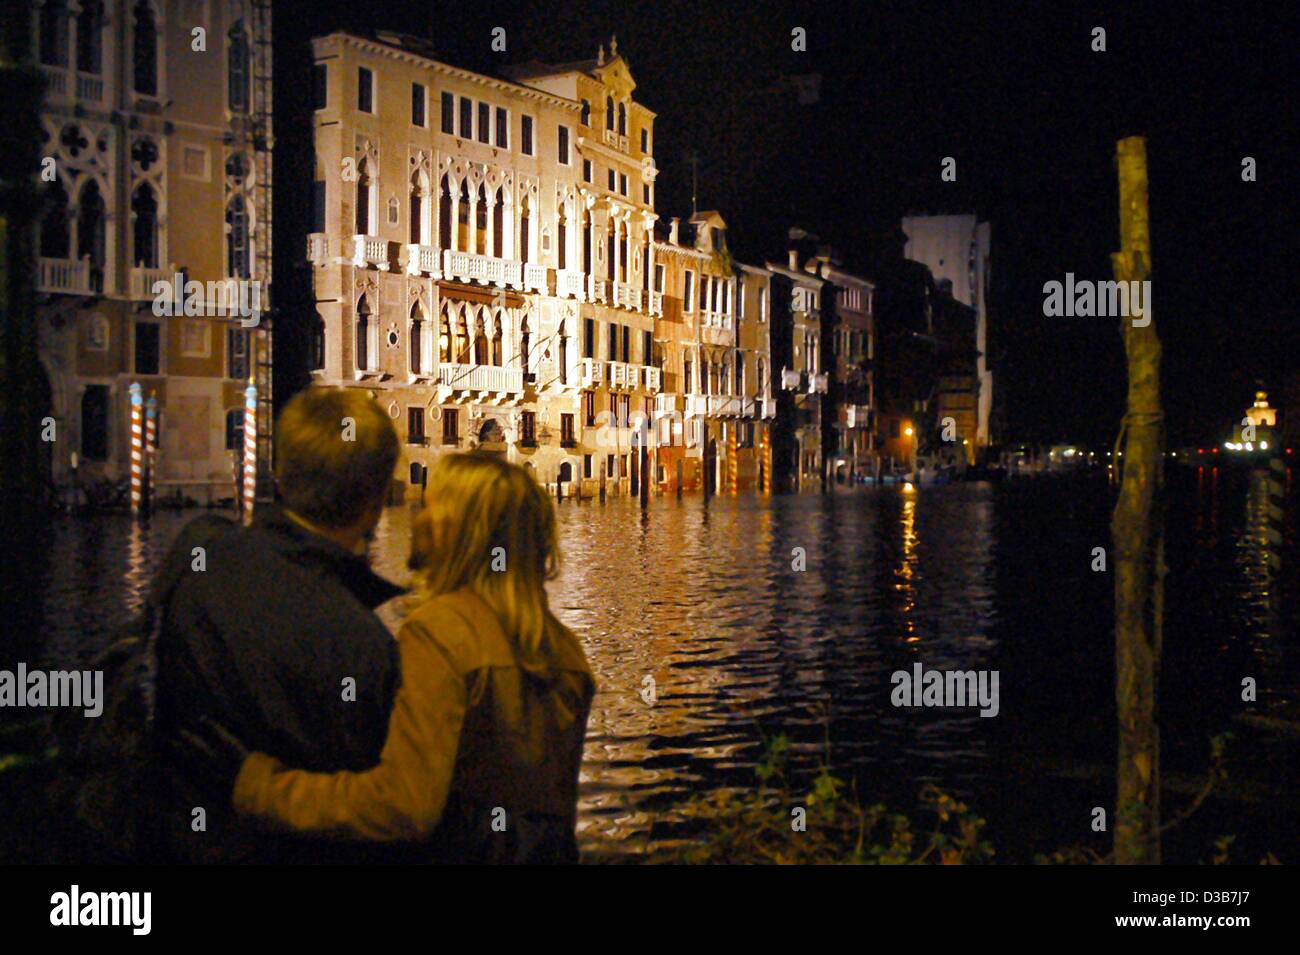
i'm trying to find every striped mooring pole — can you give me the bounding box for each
[1266,452,1285,574]
[129,382,143,515]
[145,392,158,510]
[242,379,258,525]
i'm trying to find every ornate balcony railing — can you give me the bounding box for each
[810,372,829,394]
[436,363,523,395]
[642,366,662,393]
[685,394,708,418]
[129,265,173,302]
[614,282,640,310]
[524,263,548,293]
[654,393,679,416]
[707,395,744,418]
[587,275,609,304]
[76,73,104,102]
[40,66,68,97]
[405,243,441,277]
[442,249,522,289]
[352,235,391,271]
[607,361,636,391]
[307,234,334,266]
[780,367,803,391]
[759,397,777,419]
[602,128,629,152]
[557,269,586,300]
[37,256,95,296]
[644,289,663,316]
[581,356,604,387]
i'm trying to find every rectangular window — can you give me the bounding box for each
[521,410,536,445]
[607,322,617,361]
[459,96,472,138]
[583,390,596,426]
[521,115,534,155]
[357,67,373,113]
[443,408,459,444]
[411,84,426,126]
[309,181,325,233]
[622,325,630,363]
[227,328,249,379]
[313,64,328,110]
[583,318,595,358]
[133,323,160,375]
[557,125,570,164]
[655,263,665,293]
[607,168,616,191]
[641,128,649,152]
[495,106,508,148]
[440,92,454,134]
[408,407,425,443]
[619,173,627,196]
[477,102,490,144]
[583,159,592,183]
[606,454,615,478]
[583,454,592,478]
[642,330,653,365]
[561,413,575,446]
[643,184,650,205]
[684,360,692,393]
[684,270,695,311]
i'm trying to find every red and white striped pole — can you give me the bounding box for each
[129,382,143,516]
[242,379,258,525]
[145,391,158,510]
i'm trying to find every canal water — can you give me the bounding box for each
[33,467,1300,862]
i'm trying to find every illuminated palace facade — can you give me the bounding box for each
[307,31,889,498]
[33,0,273,498]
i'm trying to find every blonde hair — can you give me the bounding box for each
[275,387,398,527]
[410,453,572,676]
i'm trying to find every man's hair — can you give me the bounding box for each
[274,387,399,527]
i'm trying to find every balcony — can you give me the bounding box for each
[614,281,641,311]
[37,256,97,296]
[707,395,744,418]
[780,367,803,391]
[524,263,548,293]
[607,361,636,391]
[587,275,609,304]
[436,363,523,401]
[442,249,522,289]
[405,244,441,277]
[644,289,663,317]
[654,393,679,416]
[39,65,68,97]
[76,73,104,102]
[602,128,629,153]
[759,397,777,419]
[557,269,586,300]
[643,366,662,393]
[842,405,872,429]
[810,372,829,394]
[352,235,391,271]
[685,394,708,418]
[307,234,335,267]
[581,357,604,387]
[129,265,173,302]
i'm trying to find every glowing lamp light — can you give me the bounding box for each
[1245,442,1253,451]
[903,426,913,437]
[902,481,915,492]
[1260,441,1268,450]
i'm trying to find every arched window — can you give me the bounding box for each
[439,305,452,363]
[409,301,423,375]
[355,160,373,235]
[132,183,159,268]
[518,194,530,264]
[225,195,249,278]
[456,180,470,251]
[475,184,488,256]
[456,306,471,363]
[228,21,249,112]
[556,204,567,270]
[355,294,372,372]
[438,175,452,249]
[605,96,614,130]
[40,1,68,68]
[520,316,531,376]
[618,102,626,136]
[76,1,104,75]
[736,351,745,395]
[410,171,430,246]
[492,187,503,258]
[40,179,70,259]
[606,219,615,281]
[580,99,590,126]
[77,180,105,272]
[491,316,502,366]
[558,321,569,384]
[132,1,157,96]
[474,311,488,365]
[311,313,325,370]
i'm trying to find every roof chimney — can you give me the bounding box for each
[788,249,799,271]
[670,217,680,244]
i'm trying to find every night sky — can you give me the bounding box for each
[275,0,1297,448]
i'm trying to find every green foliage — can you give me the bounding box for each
[649,734,995,865]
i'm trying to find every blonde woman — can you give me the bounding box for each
[183,453,595,864]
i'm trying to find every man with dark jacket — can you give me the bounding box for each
[156,387,404,863]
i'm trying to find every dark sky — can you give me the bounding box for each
[277,0,1297,448]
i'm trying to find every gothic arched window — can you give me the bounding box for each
[226,196,249,278]
[76,1,104,74]
[41,179,71,259]
[132,1,158,96]
[132,183,159,268]
[228,21,249,112]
